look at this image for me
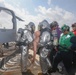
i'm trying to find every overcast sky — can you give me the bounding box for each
[0,0,76,30]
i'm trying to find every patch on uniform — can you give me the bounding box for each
[60,33,63,36]
[66,35,70,38]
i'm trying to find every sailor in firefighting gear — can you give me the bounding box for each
[33,20,53,75]
[17,22,35,75]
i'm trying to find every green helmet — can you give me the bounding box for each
[61,24,70,32]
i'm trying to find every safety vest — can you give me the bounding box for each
[59,32,74,51]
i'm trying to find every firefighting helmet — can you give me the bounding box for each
[38,20,49,30]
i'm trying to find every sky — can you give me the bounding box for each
[0,0,76,30]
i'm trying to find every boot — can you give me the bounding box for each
[48,68,56,74]
[22,72,27,75]
[42,73,50,75]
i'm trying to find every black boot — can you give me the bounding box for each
[22,72,27,75]
[48,68,56,74]
[42,73,50,75]
[43,73,47,75]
